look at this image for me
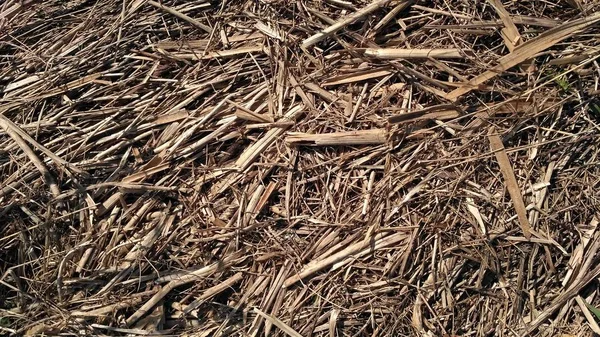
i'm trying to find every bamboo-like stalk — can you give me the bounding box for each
[286,129,388,146]
[364,48,463,59]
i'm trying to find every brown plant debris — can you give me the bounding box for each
[1,0,600,336]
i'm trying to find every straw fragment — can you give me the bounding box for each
[2,1,600,336]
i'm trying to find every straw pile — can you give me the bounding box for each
[1,0,600,336]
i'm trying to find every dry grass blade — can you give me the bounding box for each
[0,118,61,198]
[147,0,212,34]
[302,0,393,48]
[125,252,241,326]
[488,129,532,239]
[322,68,393,86]
[446,11,600,101]
[254,308,304,337]
[183,272,244,314]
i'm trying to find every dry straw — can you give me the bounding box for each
[1,0,600,336]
